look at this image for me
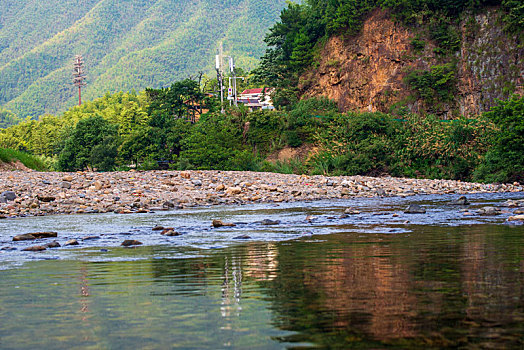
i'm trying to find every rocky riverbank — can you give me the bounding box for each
[0,170,522,218]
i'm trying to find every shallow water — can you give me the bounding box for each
[0,193,523,349]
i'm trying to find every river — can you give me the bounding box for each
[0,193,523,349]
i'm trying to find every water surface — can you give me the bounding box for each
[0,193,523,349]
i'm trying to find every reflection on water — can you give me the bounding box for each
[0,223,523,349]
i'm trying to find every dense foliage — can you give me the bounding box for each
[0,0,288,118]
[474,95,524,183]
[0,108,21,129]
[253,0,523,109]
[1,80,522,183]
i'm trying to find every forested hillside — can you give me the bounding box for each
[0,0,287,119]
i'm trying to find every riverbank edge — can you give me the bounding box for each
[1,170,522,218]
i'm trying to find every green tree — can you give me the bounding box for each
[58,115,119,171]
[474,95,524,183]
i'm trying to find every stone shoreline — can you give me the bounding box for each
[0,170,522,218]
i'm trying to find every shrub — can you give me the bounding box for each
[474,95,524,183]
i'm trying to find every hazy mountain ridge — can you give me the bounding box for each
[0,0,287,118]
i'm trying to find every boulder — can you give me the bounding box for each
[404,204,426,214]
[233,235,251,240]
[163,201,175,208]
[180,171,191,179]
[507,215,524,221]
[450,196,470,205]
[13,233,36,241]
[478,207,500,216]
[212,220,236,228]
[261,219,280,225]
[152,226,165,231]
[37,195,56,202]
[163,230,180,237]
[31,232,58,239]
[1,191,16,201]
[121,240,142,247]
[22,245,47,252]
[226,187,242,195]
[44,241,61,248]
[61,181,72,189]
[64,239,79,246]
[82,236,100,241]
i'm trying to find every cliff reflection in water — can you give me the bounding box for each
[1,223,522,349]
[263,225,524,348]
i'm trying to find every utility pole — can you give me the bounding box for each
[216,43,225,114]
[73,55,86,106]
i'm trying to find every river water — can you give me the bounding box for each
[0,193,523,349]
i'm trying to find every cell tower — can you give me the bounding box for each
[215,42,238,114]
[73,55,87,106]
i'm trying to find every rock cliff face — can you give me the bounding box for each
[300,9,523,118]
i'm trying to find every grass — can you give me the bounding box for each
[0,148,48,171]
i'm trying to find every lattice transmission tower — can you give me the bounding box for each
[73,55,87,106]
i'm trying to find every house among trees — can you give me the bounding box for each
[237,88,275,110]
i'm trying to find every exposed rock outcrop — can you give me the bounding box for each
[300,8,523,118]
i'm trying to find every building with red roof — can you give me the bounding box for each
[238,87,275,110]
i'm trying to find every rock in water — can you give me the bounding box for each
[450,196,470,205]
[64,239,79,246]
[44,241,61,248]
[22,245,46,252]
[161,229,180,236]
[261,219,280,225]
[212,220,236,228]
[152,226,165,231]
[82,236,100,241]
[13,234,36,241]
[404,204,426,214]
[478,207,500,216]
[233,235,251,240]
[121,240,143,247]
[31,232,58,239]
[508,215,524,221]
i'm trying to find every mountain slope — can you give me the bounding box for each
[0,0,287,118]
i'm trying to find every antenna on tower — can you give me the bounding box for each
[73,55,87,106]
